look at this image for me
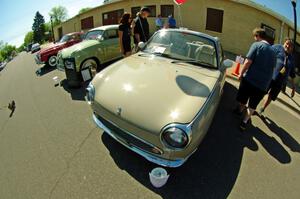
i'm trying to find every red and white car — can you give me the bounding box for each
[35,32,84,67]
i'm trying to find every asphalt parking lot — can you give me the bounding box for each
[0,52,300,199]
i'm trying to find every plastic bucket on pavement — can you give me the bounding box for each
[149,167,169,188]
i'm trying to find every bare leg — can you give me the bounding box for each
[243,108,255,123]
[262,94,272,111]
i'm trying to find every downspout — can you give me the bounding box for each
[279,21,285,44]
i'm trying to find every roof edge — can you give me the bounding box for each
[231,0,300,34]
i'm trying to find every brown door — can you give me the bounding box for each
[103,9,124,25]
[58,27,63,40]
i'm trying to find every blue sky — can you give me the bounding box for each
[0,0,299,47]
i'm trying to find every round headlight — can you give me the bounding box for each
[86,83,95,104]
[162,127,188,148]
[65,60,75,69]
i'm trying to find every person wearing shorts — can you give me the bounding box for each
[234,28,276,131]
[258,38,296,114]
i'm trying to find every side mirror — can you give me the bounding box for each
[138,42,146,49]
[222,59,234,69]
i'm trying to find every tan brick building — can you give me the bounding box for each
[54,0,300,56]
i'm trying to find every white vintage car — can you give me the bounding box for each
[87,29,233,167]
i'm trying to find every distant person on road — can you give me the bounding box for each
[118,12,132,57]
[155,14,164,30]
[167,15,176,28]
[132,7,150,50]
[234,28,276,131]
[258,38,296,114]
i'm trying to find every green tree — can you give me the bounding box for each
[49,6,68,26]
[17,43,25,52]
[32,11,46,43]
[0,44,16,60]
[24,31,34,46]
[78,7,91,14]
[0,54,4,62]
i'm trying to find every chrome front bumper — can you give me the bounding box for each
[92,114,188,168]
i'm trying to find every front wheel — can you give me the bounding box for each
[81,59,98,80]
[47,55,58,67]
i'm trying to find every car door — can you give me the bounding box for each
[101,29,121,61]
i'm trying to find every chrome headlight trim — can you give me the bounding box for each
[86,83,95,105]
[160,123,192,150]
[64,58,75,70]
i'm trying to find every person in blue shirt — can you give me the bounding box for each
[258,38,296,114]
[168,15,176,28]
[155,14,164,30]
[234,28,276,131]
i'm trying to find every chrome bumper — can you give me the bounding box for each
[92,114,188,168]
[34,54,44,65]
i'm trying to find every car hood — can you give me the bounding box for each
[61,39,98,58]
[92,53,221,133]
[39,42,65,54]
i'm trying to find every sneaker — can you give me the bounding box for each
[239,120,248,131]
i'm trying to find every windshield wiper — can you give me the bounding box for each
[172,60,216,69]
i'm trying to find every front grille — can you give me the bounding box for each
[95,113,162,155]
[57,55,64,71]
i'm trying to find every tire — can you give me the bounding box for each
[47,55,58,67]
[81,58,99,80]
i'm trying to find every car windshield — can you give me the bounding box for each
[84,30,104,40]
[59,35,71,43]
[142,30,218,69]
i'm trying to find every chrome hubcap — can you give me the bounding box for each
[83,59,97,78]
[49,56,57,66]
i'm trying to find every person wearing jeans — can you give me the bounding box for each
[259,38,296,114]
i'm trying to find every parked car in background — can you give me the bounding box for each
[87,29,233,167]
[26,43,33,52]
[31,43,41,53]
[35,32,84,67]
[0,61,7,71]
[57,25,123,87]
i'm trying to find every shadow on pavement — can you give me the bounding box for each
[100,82,262,199]
[60,79,88,101]
[247,124,291,164]
[277,97,300,115]
[259,116,300,153]
[100,81,295,198]
[35,65,56,76]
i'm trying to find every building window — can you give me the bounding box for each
[206,8,224,33]
[146,5,156,17]
[261,23,275,41]
[161,5,174,17]
[102,9,124,25]
[81,16,94,30]
[131,6,141,17]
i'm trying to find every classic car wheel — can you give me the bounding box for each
[47,55,58,67]
[81,59,98,78]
